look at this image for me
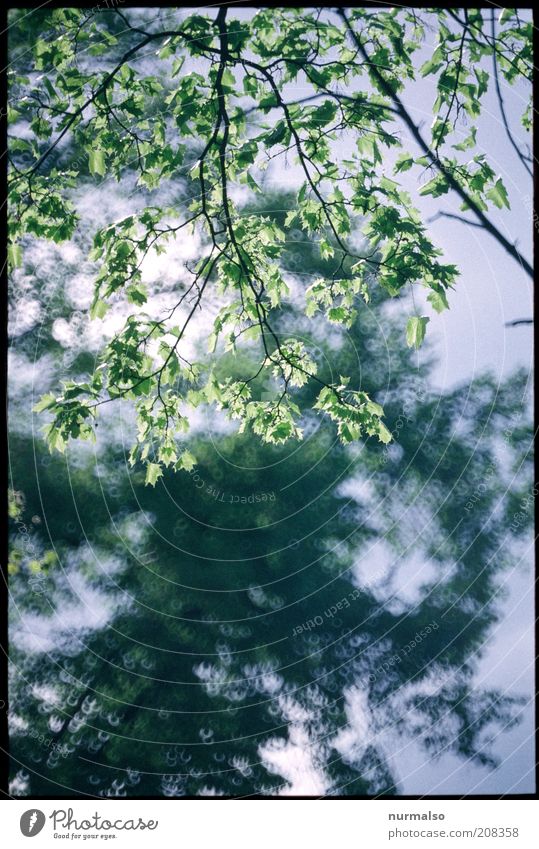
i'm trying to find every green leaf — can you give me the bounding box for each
[172,56,185,77]
[246,172,261,193]
[377,422,392,444]
[46,427,66,455]
[131,377,153,397]
[90,299,109,320]
[420,48,444,77]
[419,175,449,198]
[33,393,57,413]
[145,462,163,487]
[266,121,287,146]
[89,149,106,177]
[8,243,22,269]
[177,450,197,472]
[406,316,429,349]
[394,153,414,173]
[486,177,510,210]
[453,127,477,151]
[127,284,148,305]
[328,306,348,323]
[221,69,236,89]
[427,289,449,313]
[207,331,219,354]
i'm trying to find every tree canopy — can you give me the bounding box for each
[8,218,533,794]
[7,6,533,482]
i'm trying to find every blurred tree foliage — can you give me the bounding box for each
[9,191,533,796]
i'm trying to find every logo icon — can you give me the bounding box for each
[20,809,46,837]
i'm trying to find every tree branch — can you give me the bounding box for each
[490,11,532,179]
[428,211,485,229]
[337,8,533,281]
[505,318,533,327]
[10,26,217,184]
